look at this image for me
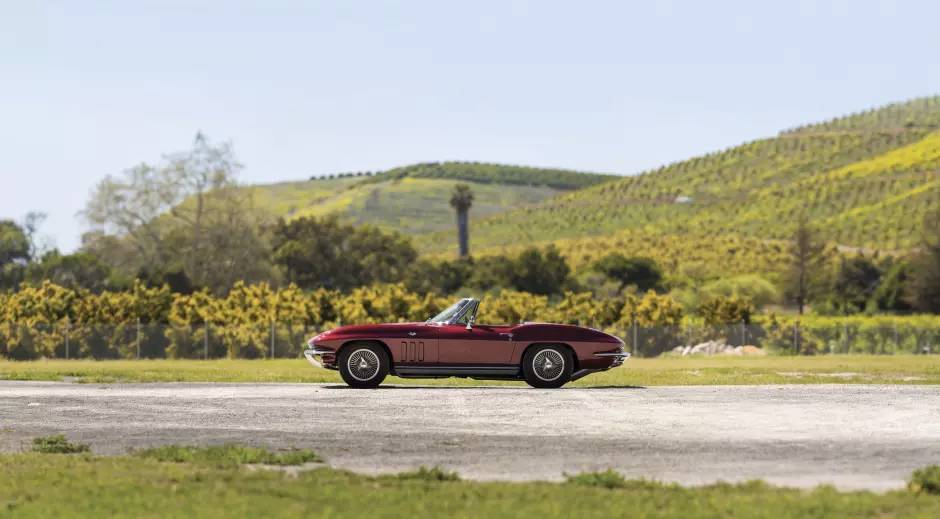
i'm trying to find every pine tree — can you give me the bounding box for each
[785,217,828,315]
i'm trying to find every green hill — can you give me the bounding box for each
[416,95,940,273]
[359,161,621,190]
[246,162,619,235]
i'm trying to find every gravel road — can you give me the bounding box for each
[1,381,938,490]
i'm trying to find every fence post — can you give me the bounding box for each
[794,319,800,354]
[270,319,275,359]
[842,321,848,354]
[740,319,746,346]
[65,317,70,360]
[632,320,638,357]
[204,322,209,360]
[136,317,141,359]
[894,321,899,354]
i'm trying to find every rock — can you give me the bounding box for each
[735,345,767,356]
[662,340,767,357]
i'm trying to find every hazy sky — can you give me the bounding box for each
[2,0,938,252]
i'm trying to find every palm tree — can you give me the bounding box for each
[449,183,474,257]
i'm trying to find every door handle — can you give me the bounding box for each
[408,332,417,336]
[499,333,513,340]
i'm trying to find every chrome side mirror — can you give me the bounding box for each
[466,315,474,331]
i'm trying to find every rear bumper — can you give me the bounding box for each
[303,347,336,369]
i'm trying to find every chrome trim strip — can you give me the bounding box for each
[595,352,631,358]
[395,366,520,377]
[305,347,336,355]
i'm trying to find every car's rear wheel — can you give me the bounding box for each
[339,342,389,388]
[522,344,572,388]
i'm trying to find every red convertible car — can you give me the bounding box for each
[303,297,629,388]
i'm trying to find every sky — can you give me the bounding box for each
[2,0,939,253]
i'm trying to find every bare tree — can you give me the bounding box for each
[21,211,52,260]
[162,132,241,280]
[81,163,176,270]
[81,133,273,293]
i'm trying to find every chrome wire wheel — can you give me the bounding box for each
[532,349,564,382]
[346,348,380,382]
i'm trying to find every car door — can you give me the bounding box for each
[437,323,515,365]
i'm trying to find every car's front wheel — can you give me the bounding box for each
[338,342,389,388]
[522,344,573,389]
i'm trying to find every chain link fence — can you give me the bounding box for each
[606,321,939,357]
[0,321,937,360]
[0,323,326,360]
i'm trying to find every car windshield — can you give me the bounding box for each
[427,299,471,324]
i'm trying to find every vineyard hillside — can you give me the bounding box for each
[241,162,619,235]
[417,96,940,268]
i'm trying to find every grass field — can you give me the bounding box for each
[2,447,939,519]
[1,356,938,386]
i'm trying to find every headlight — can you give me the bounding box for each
[308,330,331,345]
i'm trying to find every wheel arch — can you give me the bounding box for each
[520,342,579,372]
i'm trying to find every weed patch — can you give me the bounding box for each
[135,444,321,468]
[394,465,460,482]
[31,434,89,454]
[909,465,940,495]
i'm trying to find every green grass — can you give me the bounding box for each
[134,444,321,468]
[31,434,89,454]
[1,356,938,386]
[2,452,939,518]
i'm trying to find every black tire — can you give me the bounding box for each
[338,342,389,389]
[522,344,573,389]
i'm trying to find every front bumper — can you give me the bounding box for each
[594,351,631,368]
[303,347,336,369]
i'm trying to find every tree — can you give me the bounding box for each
[137,265,201,295]
[271,215,417,291]
[508,245,570,295]
[696,295,754,325]
[449,183,474,257]
[871,258,913,313]
[784,219,828,314]
[827,255,883,314]
[403,257,473,295]
[906,206,940,313]
[590,253,663,293]
[0,220,29,268]
[23,250,122,294]
[464,255,515,292]
[1,214,50,290]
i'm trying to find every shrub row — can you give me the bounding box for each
[1,282,938,359]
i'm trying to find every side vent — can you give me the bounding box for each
[400,341,425,362]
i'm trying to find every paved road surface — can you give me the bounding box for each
[1,381,938,490]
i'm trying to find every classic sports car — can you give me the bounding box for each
[303,297,629,388]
